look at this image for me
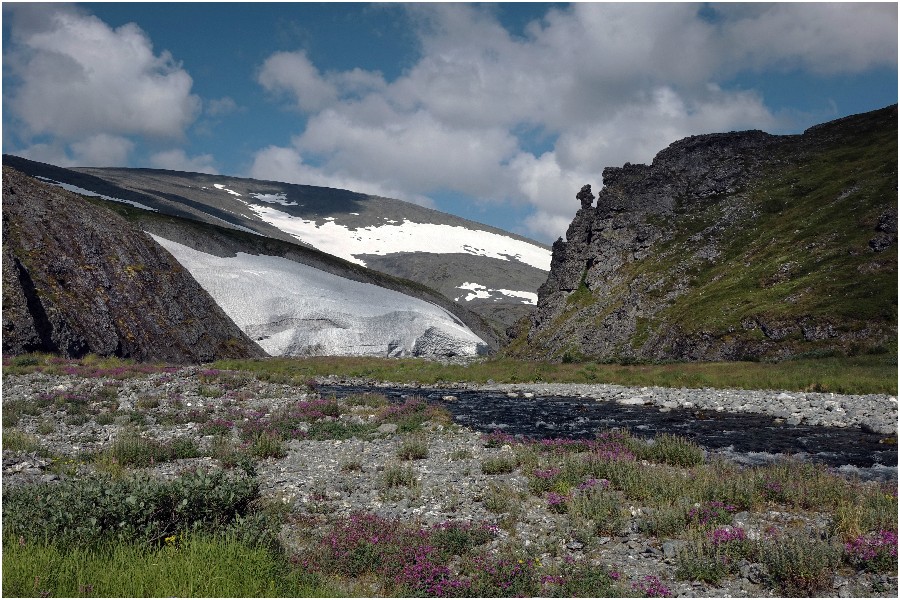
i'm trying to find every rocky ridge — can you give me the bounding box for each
[1,167,265,363]
[521,106,898,362]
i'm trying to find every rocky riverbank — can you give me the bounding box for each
[317,375,899,436]
[3,366,898,597]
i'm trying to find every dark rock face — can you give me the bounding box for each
[2,167,266,363]
[522,106,898,362]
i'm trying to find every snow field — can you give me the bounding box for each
[149,234,488,358]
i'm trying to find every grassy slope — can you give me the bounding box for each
[519,108,897,363]
[655,114,897,340]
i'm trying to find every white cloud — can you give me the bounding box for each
[149,149,218,174]
[719,3,898,75]
[251,3,897,242]
[205,97,240,117]
[16,134,134,167]
[257,51,338,113]
[297,105,519,198]
[6,4,200,142]
[249,145,434,208]
[69,134,135,166]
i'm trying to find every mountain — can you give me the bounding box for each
[104,198,500,357]
[512,105,897,362]
[1,163,501,359]
[1,156,551,337]
[2,166,265,363]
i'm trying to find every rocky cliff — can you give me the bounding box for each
[2,167,266,363]
[516,105,897,362]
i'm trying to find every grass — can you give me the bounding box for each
[5,351,894,394]
[210,354,897,395]
[3,533,333,598]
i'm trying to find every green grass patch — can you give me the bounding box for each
[209,355,896,395]
[2,533,333,598]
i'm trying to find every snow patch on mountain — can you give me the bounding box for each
[455,282,538,305]
[35,176,157,212]
[149,234,489,358]
[250,192,297,206]
[213,184,242,196]
[242,202,552,271]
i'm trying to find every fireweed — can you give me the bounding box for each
[304,513,495,596]
[687,501,737,529]
[631,574,673,597]
[844,529,898,573]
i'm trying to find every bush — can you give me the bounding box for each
[397,436,429,460]
[675,528,753,584]
[843,530,898,574]
[101,432,200,467]
[382,464,417,488]
[3,469,259,547]
[481,454,518,475]
[640,433,705,467]
[568,484,628,535]
[540,560,630,597]
[758,533,841,597]
[250,431,286,459]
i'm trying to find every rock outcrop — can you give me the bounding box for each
[519,105,898,362]
[2,167,266,363]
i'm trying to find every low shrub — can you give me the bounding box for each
[249,431,286,460]
[100,432,200,467]
[539,559,630,597]
[675,528,753,584]
[1,429,45,454]
[382,464,417,488]
[481,454,518,475]
[3,469,259,547]
[463,549,541,597]
[639,433,705,467]
[568,484,628,535]
[397,436,429,460]
[758,533,841,597]
[303,512,495,597]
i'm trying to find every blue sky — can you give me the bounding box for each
[3,2,897,242]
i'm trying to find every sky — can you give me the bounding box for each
[2,2,897,242]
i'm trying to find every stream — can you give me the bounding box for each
[320,385,898,481]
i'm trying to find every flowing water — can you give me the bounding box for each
[320,385,897,480]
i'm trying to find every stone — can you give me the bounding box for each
[376,423,398,434]
[662,540,687,558]
[618,397,646,406]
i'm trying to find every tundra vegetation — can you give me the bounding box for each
[2,353,897,597]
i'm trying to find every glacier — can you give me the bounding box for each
[150,235,489,358]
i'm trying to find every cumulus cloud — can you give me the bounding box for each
[4,3,201,169]
[249,145,434,208]
[719,2,898,75]
[69,134,135,166]
[250,2,897,241]
[16,134,134,167]
[149,149,218,174]
[257,51,339,113]
[205,97,240,117]
[6,4,200,141]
